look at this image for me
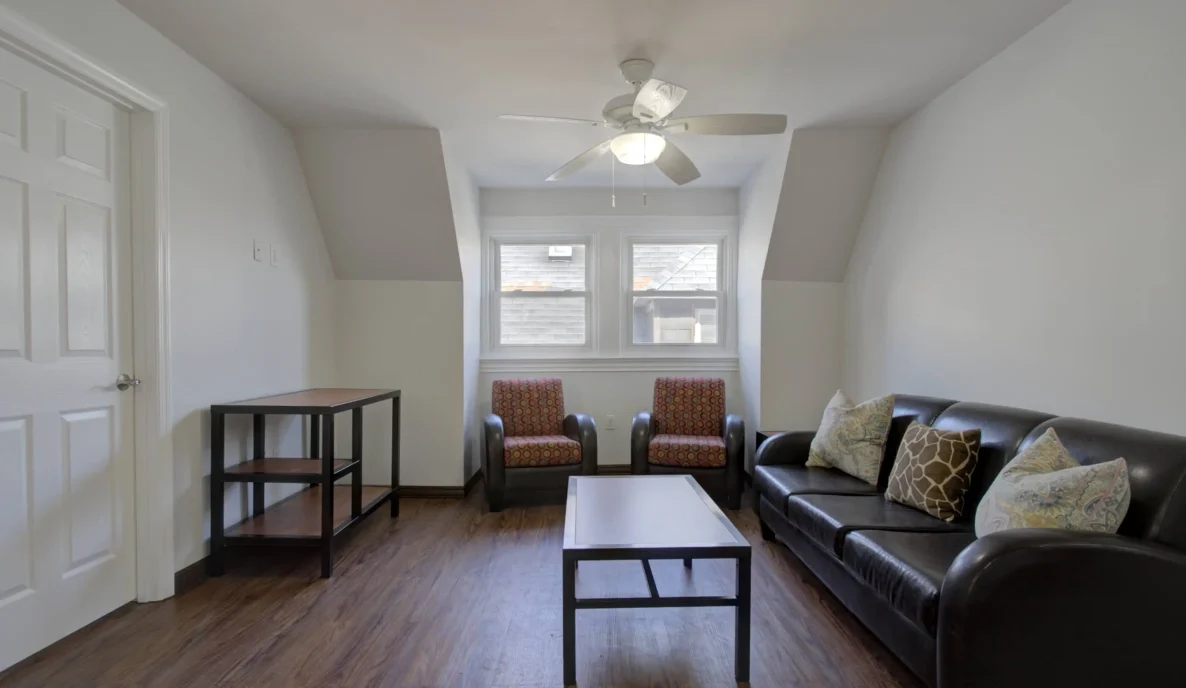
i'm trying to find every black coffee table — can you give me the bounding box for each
[561,475,752,685]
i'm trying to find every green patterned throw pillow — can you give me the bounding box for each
[805,391,895,485]
[974,428,1131,537]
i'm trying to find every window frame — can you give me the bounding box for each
[620,231,733,356]
[483,232,596,357]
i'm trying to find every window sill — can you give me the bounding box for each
[479,356,740,374]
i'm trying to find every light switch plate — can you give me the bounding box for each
[253,239,264,262]
[606,414,615,430]
[270,244,279,267]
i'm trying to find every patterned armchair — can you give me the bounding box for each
[631,377,744,509]
[483,378,597,511]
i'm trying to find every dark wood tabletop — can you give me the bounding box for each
[563,475,749,556]
[210,388,399,415]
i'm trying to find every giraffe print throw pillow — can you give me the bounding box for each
[884,421,982,522]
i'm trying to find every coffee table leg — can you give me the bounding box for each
[564,555,577,686]
[735,555,751,682]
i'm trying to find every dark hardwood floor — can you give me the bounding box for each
[0,491,921,688]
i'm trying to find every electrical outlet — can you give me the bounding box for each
[606,414,615,430]
[270,243,280,267]
[253,239,264,262]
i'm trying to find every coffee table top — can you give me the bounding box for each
[563,476,749,555]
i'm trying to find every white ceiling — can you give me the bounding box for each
[117,0,1067,187]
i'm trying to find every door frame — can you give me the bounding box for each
[0,7,175,602]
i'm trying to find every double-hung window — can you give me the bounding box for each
[482,221,734,359]
[489,238,592,350]
[626,238,725,348]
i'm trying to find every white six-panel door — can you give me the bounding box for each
[0,46,135,671]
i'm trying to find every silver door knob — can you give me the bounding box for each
[116,373,141,391]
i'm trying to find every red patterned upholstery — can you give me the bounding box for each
[504,435,582,467]
[492,378,566,437]
[653,377,726,437]
[648,434,727,468]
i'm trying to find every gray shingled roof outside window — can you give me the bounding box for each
[497,242,718,345]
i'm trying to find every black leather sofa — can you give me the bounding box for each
[754,395,1186,688]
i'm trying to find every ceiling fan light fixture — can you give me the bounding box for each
[610,131,665,165]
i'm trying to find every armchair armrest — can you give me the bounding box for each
[938,529,1186,688]
[630,412,655,474]
[482,414,505,493]
[754,430,815,467]
[564,413,598,475]
[723,414,745,501]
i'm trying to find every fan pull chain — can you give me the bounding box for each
[611,153,616,208]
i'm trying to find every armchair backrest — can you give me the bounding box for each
[653,377,725,437]
[492,378,566,437]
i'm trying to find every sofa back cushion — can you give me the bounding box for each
[1020,418,1186,549]
[932,403,1055,517]
[881,395,959,488]
[492,378,565,437]
[653,377,725,436]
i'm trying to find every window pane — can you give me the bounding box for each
[632,243,717,291]
[500,244,586,292]
[500,296,586,345]
[632,296,718,344]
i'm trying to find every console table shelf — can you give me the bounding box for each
[208,388,401,578]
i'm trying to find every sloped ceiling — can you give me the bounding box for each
[295,128,462,281]
[763,127,890,282]
[118,0,1068,187]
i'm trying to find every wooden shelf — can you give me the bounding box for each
[223,458,357,483]
[225,485,391,541]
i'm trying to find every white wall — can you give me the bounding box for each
[294,128,462,281]
[737,137,791,462]
[845,0,1186,434]
[1,0,338,571]
[441,134,482,482]
[335,281,465,486]
[760,281,844,432]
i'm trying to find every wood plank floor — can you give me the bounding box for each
[0,491,921,688]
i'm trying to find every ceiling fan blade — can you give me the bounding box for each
[546,139,614,181]
[633,79,688,122]
[499,114,615,128]
[654,141,700,186]
[664,114,787,135]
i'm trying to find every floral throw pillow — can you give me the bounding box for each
[975,428,1130,537]
[805,390,895,485]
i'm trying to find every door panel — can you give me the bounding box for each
[0,45,134,672]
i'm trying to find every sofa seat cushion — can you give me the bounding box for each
[786,494,969,556]
[842,530,978,635]
[754,465,880,516]
[504,435,581,467]
[648,434,726,468]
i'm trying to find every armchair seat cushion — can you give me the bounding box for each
[504,435,581,468]
[786,494,969,556]
[842,530,977,635]
[648,434,726,468]
[754,464,880,516]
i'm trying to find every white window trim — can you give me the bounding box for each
[620,231,734,357]
[480,216,738,363]
[483,231,597,358]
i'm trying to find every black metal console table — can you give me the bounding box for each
[208,388,401,578]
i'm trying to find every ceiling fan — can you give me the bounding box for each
[499,59,787,186]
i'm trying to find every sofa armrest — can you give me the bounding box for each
[754,430,815,467]
[564,413,598,475]
[630,412,654,474]
[938,529,1186,688]
[482,414,505,493]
